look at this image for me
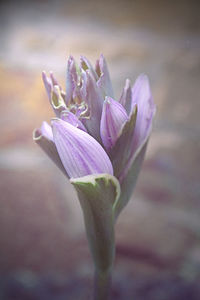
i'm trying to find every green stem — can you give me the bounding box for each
[93,268,112,300]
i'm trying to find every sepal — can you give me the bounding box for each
[71,174,120,271]
[114,139,148,220]
[109,105,137,181]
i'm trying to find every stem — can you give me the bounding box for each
[93,268,112,300]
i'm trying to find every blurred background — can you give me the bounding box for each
[0,0,200,299]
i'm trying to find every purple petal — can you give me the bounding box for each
[80,55,98,81]
[42,71,52,101]
[33,124,68,177]
[65,56,77,105]
[52,119,113,178]
[119,79,132,115]
[40,121,54,141]
[60,110,87,132]
[131,74,156,154]
[100,96,129,151]
[108,105,137,182]
[81,71,104,142]
[51,85,66,117]
[42,71,64,101]
[96,54,114,98]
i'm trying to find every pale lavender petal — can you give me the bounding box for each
[42,71,52,101]
[131,74,156,153]
[60,110,87,132]
[40,121,53,141]
[50,71,65,98]
[33,125,68,177]
[51,85,66,117]
[65,56,77,105]
[100,96,128,151]
[52,119,113,178]
[119,79,132,115]
[50,71,59,86]
[81,71,104,142]
[95,58,101,77]
[96,54,114,98]
[80,55,98,81]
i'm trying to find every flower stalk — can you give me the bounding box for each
[33,54,155,299]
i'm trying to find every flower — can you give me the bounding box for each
[33,54,155,275]
[34,55,155,183]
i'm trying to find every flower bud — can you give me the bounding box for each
[52,119,113,178]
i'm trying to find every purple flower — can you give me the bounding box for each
[33,55,156,284]
[33,55,155,216]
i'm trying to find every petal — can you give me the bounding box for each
[52,119,113,178]
[40,121,53,141]
[60,110,87,132]
[114,140,147,219]
[113,75,155,183]
[33,123,68,177]
[42,71,52,101]
[42,71,64,101]
[109,105,137,181]
[50,71,66,99]
[96,54,114,98]
[100,97,128,151]
[81,71,104,142]
[51,85,66,117]
[65,56,77,105]
[119,79,132,115]
[130,74,156,154]
[80,55,98,81]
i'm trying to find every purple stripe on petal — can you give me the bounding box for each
[60,110,87,132]
[52,119,113,178]
[100,97,128,151]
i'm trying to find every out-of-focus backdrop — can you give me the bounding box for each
[0,0,200,299]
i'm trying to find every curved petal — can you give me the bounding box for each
[42,71,53,101]
[52,119,113,178]
[100,97,128,151]
[60,110,87,132]
[130,74,156,155]
[109,105,137,181]
[33,123,68,177]
[81,71,104,142]
[115,75,155,183]
[80,55,98,81]
[96,54,114,98]
[65,56,77,105]
[51,85,66,117]
[40,121,54,141]
[119,79,132,115]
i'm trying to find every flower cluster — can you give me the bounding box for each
[33,54,155,286]
[34,54,155,188]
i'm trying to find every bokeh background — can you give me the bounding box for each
[0,0,200,299]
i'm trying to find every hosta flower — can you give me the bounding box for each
[33,54,155,286]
